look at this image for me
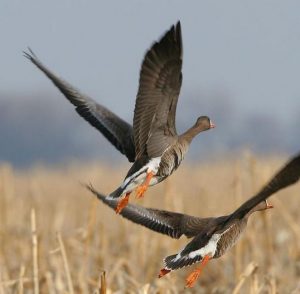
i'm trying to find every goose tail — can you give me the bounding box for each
[107,186,124,200]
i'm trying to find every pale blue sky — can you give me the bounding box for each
[1,1,300,166]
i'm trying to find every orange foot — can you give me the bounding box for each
[158,268,170,278]
[185,269,201,288]
[185,255,210,288]
[135,185,148,199]
[135,171,154,199]
[115,193,130,214]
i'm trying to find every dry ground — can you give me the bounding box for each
[1,153,300,293]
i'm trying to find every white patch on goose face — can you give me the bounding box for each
[121,157,161,190]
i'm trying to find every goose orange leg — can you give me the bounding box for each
[115,192,131,214]
[185,255,211,288]
[135,171,154,199]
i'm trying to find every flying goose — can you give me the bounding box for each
[24,21,215,213]
[87,152,300,287]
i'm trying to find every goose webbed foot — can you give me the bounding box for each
[135,185,148,199]
[135,171,154,199]
[185,255,211,288]
[115,192,130,214]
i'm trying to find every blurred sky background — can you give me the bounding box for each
[1,0,300,167]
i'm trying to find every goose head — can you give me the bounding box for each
[194,116,215,132]
[249,200,274,215]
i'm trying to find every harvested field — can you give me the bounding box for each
[1,154,300,293]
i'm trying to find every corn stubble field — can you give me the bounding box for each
[1,154,300,293]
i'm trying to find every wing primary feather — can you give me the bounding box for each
[24,48,135,162]
[85,184,189,239]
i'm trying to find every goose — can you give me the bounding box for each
[86,152,300,287]
[24,21,215,213]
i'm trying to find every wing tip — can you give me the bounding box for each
[175,21,181,36]
[169,21,182,57]
[23,47,38,61]
[170,20,182,41]
[154,21,183,52]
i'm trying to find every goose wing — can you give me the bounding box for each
[24,49,135,162]
[133,22,183,158]
[86,185,211,239]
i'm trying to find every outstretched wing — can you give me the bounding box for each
[230,152,300,221]
[86,184,211,239]
[133,21,183,158]
[24,48,135,162]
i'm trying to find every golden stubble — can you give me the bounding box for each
[0,154,299,293]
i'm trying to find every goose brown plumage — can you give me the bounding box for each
[24,21,215,213]
[107,22,214,212]
[87,152,300,288]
